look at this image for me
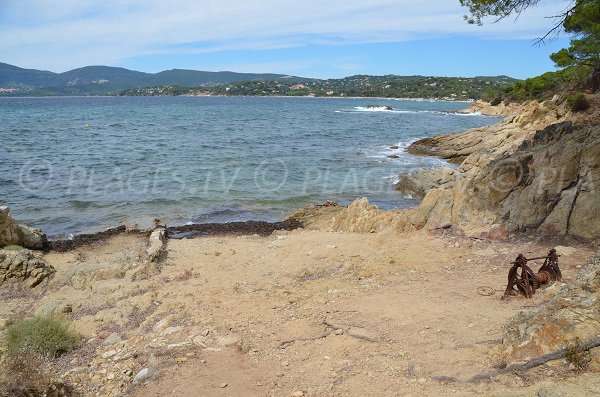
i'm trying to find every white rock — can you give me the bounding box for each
[161,326,183,336]
[217,335,240,346]
[133,367,156,384]
[554,246,576,257]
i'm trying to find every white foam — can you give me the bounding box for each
[353,106,412,113]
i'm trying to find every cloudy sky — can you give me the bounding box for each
[1,0,573,78]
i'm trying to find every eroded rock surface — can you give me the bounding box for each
[0,206,46,250]
[0,248,56,288]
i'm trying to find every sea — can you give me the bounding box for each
[0,96,500,238]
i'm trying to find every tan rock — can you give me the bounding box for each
[0,206,46,249]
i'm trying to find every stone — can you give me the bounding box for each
[102,333,122,346]
[34,301,72,317]
[217,335,240,346]
[0,249,55,288]
[554,246,576,257]
[334,329,344,335]
[0,318,11,330]
[292,391,304,397]
[219,383,228,388]
[161,326,183,336]
[146,227,167,262]
[288,104,600,241]
[133,367,156,384]
[102,350,117,359]
[0,206,46,250]
[395,168,456,199]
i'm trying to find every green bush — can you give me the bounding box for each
[566,92,591,112]
[5,316,79,357]
[2,245,23,251]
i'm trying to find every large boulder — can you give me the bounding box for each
[395,168,456,199]
[405,121,600,240]
[0,206,46,249]
[0,248,56,288]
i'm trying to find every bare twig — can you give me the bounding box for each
[432,335,600,383]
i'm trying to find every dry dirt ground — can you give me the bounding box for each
[2,229,597,397]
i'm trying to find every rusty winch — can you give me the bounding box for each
[503,249,562,299]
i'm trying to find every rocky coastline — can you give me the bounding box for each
[0,94,599,397]
[290,92,600,243]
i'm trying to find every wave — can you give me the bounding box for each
[353,106,415,113]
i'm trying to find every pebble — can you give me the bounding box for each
[102,333,122,346]
[162,326,183,336]
[334,329,344,335]
[292,392,304,397]
[217,335,240,346]
[219,382,228,388]
[102,350,117,359]
[133,368,156,384]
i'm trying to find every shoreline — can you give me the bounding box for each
[1,93,474,102]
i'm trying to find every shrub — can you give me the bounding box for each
[566,92,590,112]
[0,352,78,397]
[5,316,79,357]
[565,337,592,370]
[490,96,502,106]
[2,245,23,251]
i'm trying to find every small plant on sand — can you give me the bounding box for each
[566,92,590,112]
[5,315,80,357]
[295,267,329,282]
[2,244,23,251]
[565,337,592,370]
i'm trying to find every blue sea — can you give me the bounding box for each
[0,96,500,237]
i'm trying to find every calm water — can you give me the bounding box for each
[0,96,499,237]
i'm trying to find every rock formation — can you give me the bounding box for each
[0,206,46,250]
[0,248,56,288]
[291,95,600,242]
[395,168,457,198]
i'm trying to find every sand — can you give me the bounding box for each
[3,227,596,396]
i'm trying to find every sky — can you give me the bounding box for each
[0,0,575,79]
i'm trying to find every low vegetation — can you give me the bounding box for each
[5,315,79,357]
[566,92,591,112]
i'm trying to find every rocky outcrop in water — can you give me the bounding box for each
[0,248,56,288]
[291,95,600,242]
[0,206,46,250]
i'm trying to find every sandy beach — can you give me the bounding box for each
[1,224,597,396]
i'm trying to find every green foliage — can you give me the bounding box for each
[566,92,591,111]
[550,0,600,68]
[2,245,23,251]
[565,337,592,370]
[484,65,590,101]
[460,0,539,25]
[121,75,517,100]
[5,316,79,357]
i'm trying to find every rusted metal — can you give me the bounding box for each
[503,249,562,299]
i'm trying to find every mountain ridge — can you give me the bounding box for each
[0,62,517,99]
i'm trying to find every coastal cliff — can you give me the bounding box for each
[290,93,600,242]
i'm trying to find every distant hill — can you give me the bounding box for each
[121,74,518,101]
[0,62,310,95]
[0,62,517,99]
